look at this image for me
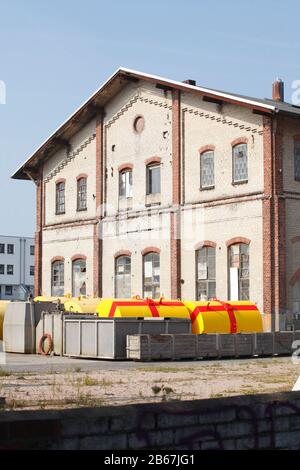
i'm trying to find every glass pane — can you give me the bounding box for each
[115,256,131,298]
[295,142,300,180]
[233,144,248,182]
[201,151,214,187]
[148,166,161,194]
[72,260,86,297]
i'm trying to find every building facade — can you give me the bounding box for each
[12,69,300,330]
[0,235,34,300]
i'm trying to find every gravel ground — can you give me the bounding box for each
[0,356,299,410]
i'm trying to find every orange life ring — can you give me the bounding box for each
[39,334,53,355]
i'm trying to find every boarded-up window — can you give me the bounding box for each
[77,178,87,211]
[56,182,65,214]
[233,144,248,183]
[200,151,214,188]
[51,260,64,296]
[143,252,160,299]
[115,256,131,298]
[294,141,300,181]
[229,243,249,300]
[72,259,86,297]
[196,246,216,300]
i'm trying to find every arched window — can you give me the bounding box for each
[143,252,160,298]
[196,246,216,300]
[146,164,161,195]
[115,256,131,298]
[232,143,248,183]
[119,169,132,199]
[200,151,214,189]
[228,243,249,300]
[51,260,64,296]
[56,181,65,214]
[77,177,87,211]
[72,259,86,297]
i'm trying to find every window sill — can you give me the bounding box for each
[55,212,66,215]
[232,180,248,186]
[76,208,87,212]
[199,186,215,191]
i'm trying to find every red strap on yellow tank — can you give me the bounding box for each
[108,299,185,318]
[190,301,258,333]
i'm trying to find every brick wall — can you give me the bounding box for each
[1,392,300,450]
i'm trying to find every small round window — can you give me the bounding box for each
[133,116,145,134]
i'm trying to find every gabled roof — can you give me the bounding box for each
[12,67,300,180]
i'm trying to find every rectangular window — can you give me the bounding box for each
[7,244,14,254]
[51,261,64,296]
[30,265,34,276]
[30,245,35,256]
[77,178,87,211]
[0,244,4,254]
[0,265,4,275]
[56,181,65,214]
[7,265,14,275]
[119,170,133,198]
[295,141,300,181]
[143,252,160,298]
[5,286,12,296]
[200,151,214,189]
[233,144,248,183]
[147,165,161,195]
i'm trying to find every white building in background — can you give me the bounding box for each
[0,235,35,300]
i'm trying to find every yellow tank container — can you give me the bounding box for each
[183,300,263,334]
[96,298,190,319]
[64,299,101,314]
[0,301,10,340]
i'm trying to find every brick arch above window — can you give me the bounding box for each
[231,137,248,147]
[226,237,251,247]
[55,178,66,185]
[141,247,161,256]
[199,145,215,154]
[145,156,161,166]
[289,268,300,286]
[118,163,133,172]
[51,256,64,263]
[71,254,87,262]
[194,241,217,250]
[114,250,132,258]
[76,173,88,180]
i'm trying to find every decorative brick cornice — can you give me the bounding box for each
[231,137,248,147]
[71,254,87,262]
[199,145,215,154]
[290,268,300,286]
[118,163,133,172]
[51,256,64,263]
[141,247,161,256]
[226,237,251,247]
[194,241,217,250]
[183,107,262,135]
[76,173,88,180]
[114,250,132,258]
[145,156,161,166]
[44,133,96,183]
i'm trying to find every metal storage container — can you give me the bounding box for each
[63,317,191,359]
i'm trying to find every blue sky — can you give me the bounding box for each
[0,0,300,236]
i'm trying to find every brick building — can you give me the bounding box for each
[12,68,300,330]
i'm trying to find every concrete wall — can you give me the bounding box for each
[1,392,300,450]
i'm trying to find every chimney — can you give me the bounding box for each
[272,78,284,101]
[182,79,196,86]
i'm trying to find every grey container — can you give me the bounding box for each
[63,317,191,360]
[4,301,57,354]
[36,311,64,355]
